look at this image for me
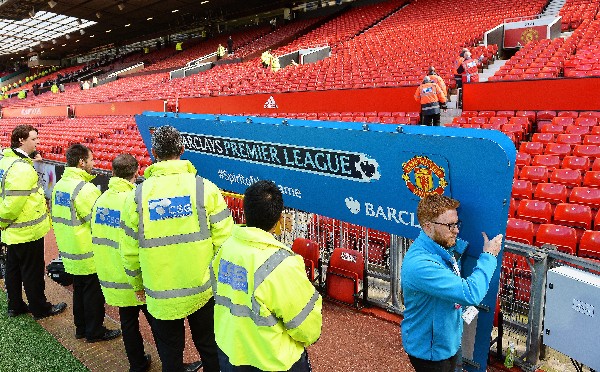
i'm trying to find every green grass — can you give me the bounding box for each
[0,290,88,372]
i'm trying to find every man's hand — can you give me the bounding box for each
[482,232,503,257]
[135,290,146,302]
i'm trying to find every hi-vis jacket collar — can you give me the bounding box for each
[144,159,197,179]
[63,166,96,182]
[230,225,292,253]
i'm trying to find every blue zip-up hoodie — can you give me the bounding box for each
[401,231,497,361]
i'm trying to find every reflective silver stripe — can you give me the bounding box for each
[214,294,278,327]
[99,280,133,289]
[253,249,291,314]
[285,289,320,329]
[92,237,119,249]
[140,231,204,249]
[145,280,211,300]
[70,181,86,224]
[82,212,93,223]
[0,216,15,224]
[4,186,39,197]
[10,212,47,229]
[135,176,210,249]
[0,158,28,198]
[125,268,141,277]
[61,251,94,260]
[209,208,231,225]
[121,220,137,239]
[209,260,278,327]
[195,176,210,240]
[52,216,84,227]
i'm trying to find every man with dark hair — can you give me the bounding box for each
[211,180,322,371]
[91,154,153,371]
[52,144,121,342]
[0,125,67,319]
[121,125,233,372]
[401,194,502,372]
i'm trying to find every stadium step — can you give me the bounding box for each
[479,59,510,82]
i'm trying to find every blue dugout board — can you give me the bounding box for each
[136,112,516,371]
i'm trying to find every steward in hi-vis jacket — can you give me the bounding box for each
[120,125,233,372]
[212,180,322,371]
[1,125,66,320]
[414,77,447,127]
[91,154,153,371]
[52,143,121,343]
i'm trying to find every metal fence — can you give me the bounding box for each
[223,192,600,371]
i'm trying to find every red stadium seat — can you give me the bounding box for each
[550,168,583,188]
[531,133,555,144]
[544,143,572,158]
[516,110,536,123]
[593,127,600,135]
[561,156,591,171]
[516,152,532,167]
[516,199,553,224]
[489,117,509,126]
[569,187,600,210]
[292,238,322,285]
[519,142,545,156]
[536,111,557,120]
[512,180,533,200]
[557,111,578,119]
[534,183,568,205]
[519,166,549,184]
[532,155,560,171]
[575,117,598,127]
[556,134,582,146]
[583,171,600,188]
[553,203,593,230]
[326,248,364,307]
[564,125,590,135]
[573,145,600,159]
[578,231,600,259]
[496,110,515,117]
[540,124,566,134]
[509,198,518,217]
[506,218,535,245]
[583,135,600,146]
[535,224,578,255]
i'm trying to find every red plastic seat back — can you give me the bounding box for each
[506,218,535,245]
[535,224,578,255]
[553,203,593,230]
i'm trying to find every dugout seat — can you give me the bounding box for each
[292,238,322,287]
[326,248,364,308]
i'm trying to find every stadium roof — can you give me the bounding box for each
[0,0,296,64]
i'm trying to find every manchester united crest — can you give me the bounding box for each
[402,156,448,198]
[520,28,540,44]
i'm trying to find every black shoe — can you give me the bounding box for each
[7,307,30,317]
[183,361,202,372]
[34,302,67,320]
[133,354,151,372]
[86,329,122,343]
[75,333,85,339]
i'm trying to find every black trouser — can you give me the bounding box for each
[73,273,106,340]
[152,297,219,372]
[408,352,459,372]
[218,348,312,372]
[421,113,441,126]
[120,304,155,372]
[5,238,52,317]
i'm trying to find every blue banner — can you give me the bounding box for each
[136,112,516,372]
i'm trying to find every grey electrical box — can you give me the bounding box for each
[544,266,600,370]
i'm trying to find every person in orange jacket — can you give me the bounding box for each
[414,77,447,126]
[453,48,469,90]
[427,66,447,99]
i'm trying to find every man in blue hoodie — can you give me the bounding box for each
[401,194,502,372]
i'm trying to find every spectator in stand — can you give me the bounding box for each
[458,52,484,84]
[401,195,502,372]
[427,66,447,99]
[261,50,272,68]
[271,55,281,73]
[453,48,469,91]
[83,80,90,90]
[227,36,234,54]
[175,42,183,52]
[414,76,447,126]
[92,76,98,88]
